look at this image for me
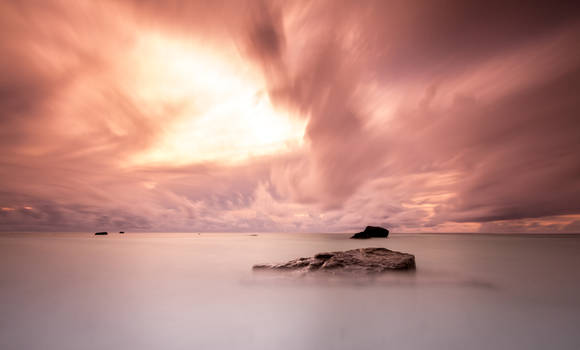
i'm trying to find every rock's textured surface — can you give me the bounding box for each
[253,247,415,274]
[351,226,389,239]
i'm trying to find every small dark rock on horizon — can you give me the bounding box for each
[351,226,389,239]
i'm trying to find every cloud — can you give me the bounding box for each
[1,0,579,232]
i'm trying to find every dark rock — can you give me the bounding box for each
[119,231,125,234]
[253,247,415,274]
[94,232,108,235]
[351,226,389,239]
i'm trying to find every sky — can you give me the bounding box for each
[1,0,580,233]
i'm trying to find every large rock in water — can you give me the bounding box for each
[253,247,415,274]
[351,226,389,239]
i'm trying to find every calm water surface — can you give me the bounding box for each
[1,232,579,350]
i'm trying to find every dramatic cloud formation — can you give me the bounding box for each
[1,0,579,232]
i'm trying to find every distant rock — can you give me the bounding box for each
[119,231,125,234]
[253,247,415,274]
[94,232,108,236]
[351,226,389,239]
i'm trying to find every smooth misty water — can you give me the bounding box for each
[1,233,579,350]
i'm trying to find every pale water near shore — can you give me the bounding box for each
[1,232,579,350]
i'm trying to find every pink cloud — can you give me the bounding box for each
[1,1,579,232]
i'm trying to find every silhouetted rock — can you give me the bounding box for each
[94,232,108,235]
[119,231,125,234]
[253,247,414,274]
[351,226,389,239]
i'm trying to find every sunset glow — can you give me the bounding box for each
[1,1,579,233]
[127,33,306,165]
[3,3,580,350]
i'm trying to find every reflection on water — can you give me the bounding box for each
[245,270,497,289]
[1,233,580,350]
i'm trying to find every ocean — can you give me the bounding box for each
[1,232,579,350]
